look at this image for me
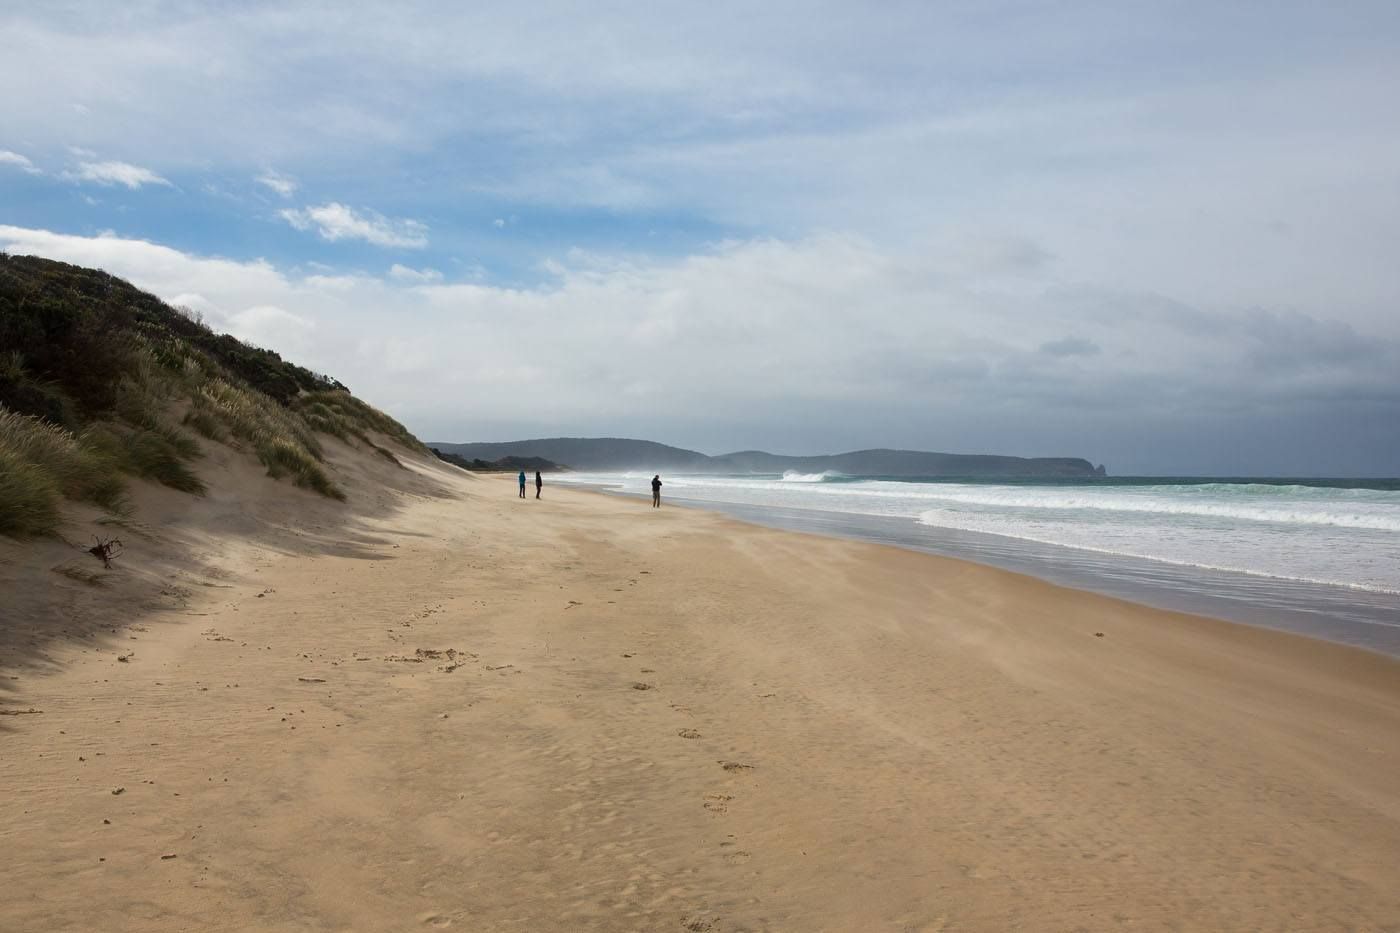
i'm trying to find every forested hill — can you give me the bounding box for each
[431,438,712,472]
[430,438,1105,478]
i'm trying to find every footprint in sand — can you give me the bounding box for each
[703,793,732,813]
[677,728,701,739]
[631,682,654,691]
[417,912,452,927]
[719,761,754,773]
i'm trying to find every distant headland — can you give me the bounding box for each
[429,437,1106,478]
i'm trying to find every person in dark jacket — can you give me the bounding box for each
[651,474,662,508]
[535,471,543,499]
[518,470,527,498]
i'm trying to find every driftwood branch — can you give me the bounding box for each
[87,536,123,568]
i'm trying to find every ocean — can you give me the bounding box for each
[551,471,1400,657]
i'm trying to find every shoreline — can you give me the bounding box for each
[567,480,1400,659]
[4,466,1399,930]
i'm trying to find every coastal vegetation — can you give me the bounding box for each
[431,448,562,473]
[0,254,424,536]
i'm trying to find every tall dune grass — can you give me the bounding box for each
[293,390,426,454]
[0,448,62,536]
[80,422,206,496]
[186,378,343,500]
[0,408,128,509]
[0,408,129,535]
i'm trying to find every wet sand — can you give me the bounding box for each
[3,455,1399,931]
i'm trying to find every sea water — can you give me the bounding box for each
[552,471,1400,657]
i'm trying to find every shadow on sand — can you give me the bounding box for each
[0,440,469,726]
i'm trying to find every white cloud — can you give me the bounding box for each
[280,202,428,249]
[169,292,216,315]
[0,5,1395,332]
[255,169,297,198]
[0,224,288,312]
[66,159,171,189]
[388,263,442,283]
[0,149,41,174]
[225,304,315,353]
[2,223,1396,473]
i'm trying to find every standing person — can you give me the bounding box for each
[518,469,527,498]
[534,470,543,499]
[651,474,662,508]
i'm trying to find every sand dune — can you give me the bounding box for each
[3,448,1399,931]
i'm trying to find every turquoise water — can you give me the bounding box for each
[554,471,1400,656]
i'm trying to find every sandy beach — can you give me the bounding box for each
[3,450,1399,932]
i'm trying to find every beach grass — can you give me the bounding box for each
[0,447,63,536]
[0,408,129,517]
[0,254,436,524]
[292,389,426,455]
[187,378,343,500]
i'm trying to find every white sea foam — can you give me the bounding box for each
[912,508,1400,596]
[555,472,1400,594]
[905,485,1400,532]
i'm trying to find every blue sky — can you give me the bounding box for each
[3,1,1399,473]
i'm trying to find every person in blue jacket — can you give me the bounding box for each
[518,470,527,498]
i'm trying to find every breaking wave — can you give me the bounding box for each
[913,484,1400,532]
[780,470,845,483]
